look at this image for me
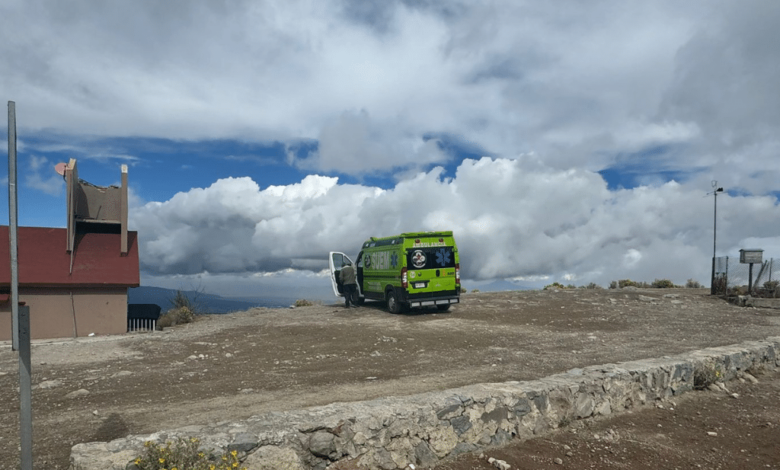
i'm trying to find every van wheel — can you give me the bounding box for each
[436,304,451,312]
[387,289,402,314]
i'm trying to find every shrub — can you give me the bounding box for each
[294,299,315,307]
[694,361,722,390]
[651,279,676,289]
[157,307,194,330]
[543,282,566,290]
[685,278,702,288]
[618,279,638,288]
[609,280,618,289]
[471,289,480,293]
[764,280,779,292]
[585,282,603,289]
[130,437,246,470]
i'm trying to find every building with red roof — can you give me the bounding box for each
[1,160,140,340]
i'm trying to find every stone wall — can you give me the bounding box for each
[70,337,780,470]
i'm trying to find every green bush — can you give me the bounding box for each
[130,437,246,470]
[294,299,316,307]
[651,279,676,288]
[544,282,566,290]
[685,278,702,288]
[157,307,194,330]
[584,282,603,289]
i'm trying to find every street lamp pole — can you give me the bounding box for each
[710,183,724,295]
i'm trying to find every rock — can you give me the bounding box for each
[451,415,472,435]
[228,432,258,453]
[66,389,90,399]
[731,393,739,399]
[428,427,458,457]
[707,431,718,436]
[36,379,63,390]
[449,442,477,458]
[111,371,133,378]
[490,458,510,470]
[491,430,512,447]
[243,445,306,470]
[414,441,438,468]
[308,431,336,458]
[638,295,656,302]
[743,372,759,384]
[574,394,594,419]
[554,457,564,464]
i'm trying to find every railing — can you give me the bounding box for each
[127,319,156,332]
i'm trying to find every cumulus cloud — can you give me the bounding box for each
[6,0,778,190]
[131,157,780,286]
[25,154,64,196]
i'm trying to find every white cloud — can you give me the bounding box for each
[132,157,780,286]
[25,154,64,196]
[6,0,778,191]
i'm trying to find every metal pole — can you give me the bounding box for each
[8,101,19,349]
[18,305,33,470]
[711,191,718,295]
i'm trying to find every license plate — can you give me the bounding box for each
[414,282,425,288]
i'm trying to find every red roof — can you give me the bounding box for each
[0,226,140,287]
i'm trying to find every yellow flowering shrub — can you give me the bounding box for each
[131,437,248,470]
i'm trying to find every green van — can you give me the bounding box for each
[329,231,460,313]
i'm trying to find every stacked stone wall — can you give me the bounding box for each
[70,337,780,470]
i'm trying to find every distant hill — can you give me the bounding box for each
[128,286,292,313]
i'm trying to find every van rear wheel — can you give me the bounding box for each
[436,304,451,312]
[387,289,402,314]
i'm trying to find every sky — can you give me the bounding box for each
[2,0,780,299]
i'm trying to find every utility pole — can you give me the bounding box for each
[710,182,724,295]
[8,101,33,470]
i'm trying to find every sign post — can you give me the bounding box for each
[740,249,764,295]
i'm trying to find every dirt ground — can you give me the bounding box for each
[1,288,780,469]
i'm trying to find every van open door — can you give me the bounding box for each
[329,252,354,297]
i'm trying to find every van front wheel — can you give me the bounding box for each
[387,289,402,314]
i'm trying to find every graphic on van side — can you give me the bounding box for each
[435,248,451,267]
[411,250,426,268]
[366,251,398,270]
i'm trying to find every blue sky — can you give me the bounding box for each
[2,0,780,299]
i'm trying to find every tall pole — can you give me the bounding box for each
[710,184,723,295]
[8,101,32,470]
[8,101,19,348]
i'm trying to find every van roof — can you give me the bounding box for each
[369,231,453,241]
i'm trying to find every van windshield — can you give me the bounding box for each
[407,247,456,269]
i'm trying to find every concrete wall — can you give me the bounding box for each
[70,338,780,470]
[0,287,128,341]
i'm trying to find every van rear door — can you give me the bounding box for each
[328,252,354,297]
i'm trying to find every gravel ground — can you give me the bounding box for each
[1,287,779,469]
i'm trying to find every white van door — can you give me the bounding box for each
[328,252,354,297]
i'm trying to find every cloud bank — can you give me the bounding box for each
[3,0,779,195]
[131,157,780,286]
